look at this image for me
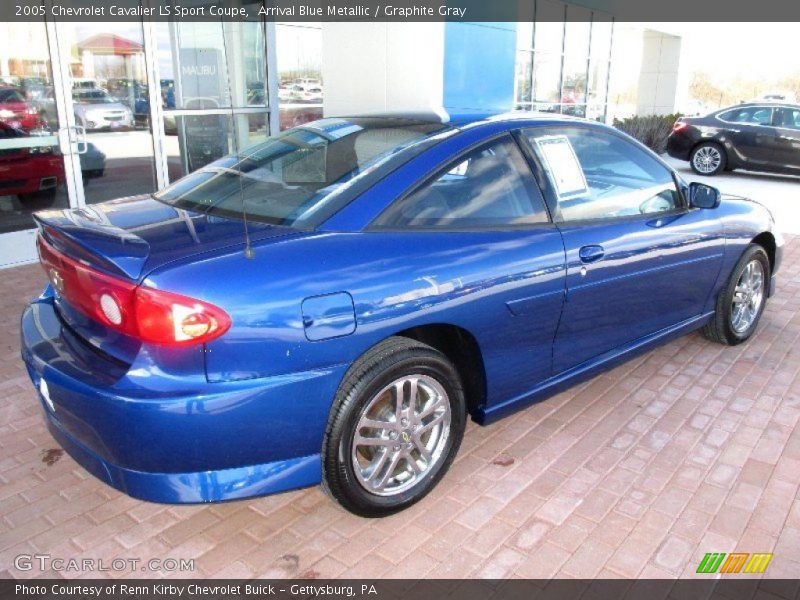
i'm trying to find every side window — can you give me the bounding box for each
[718,108,747,123]
[719,107,773,125]
[373,135,549,229]
[776,107,800,130]
[524,127,680,222]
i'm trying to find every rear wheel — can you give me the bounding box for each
[702,244,769,345]
[322,337,466,517]
[690,142,726,176]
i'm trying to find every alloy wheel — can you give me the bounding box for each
[731,259,765,334]
[351,374,451,496]
[693,146,722,174]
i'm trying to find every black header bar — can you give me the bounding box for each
[4,0,800,22]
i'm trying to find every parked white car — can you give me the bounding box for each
[37,87,134,130]
[71,89,134,130]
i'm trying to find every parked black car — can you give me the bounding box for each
[667,103,800,176]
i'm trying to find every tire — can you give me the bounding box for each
[18,188,56,206]
[690,142,727,176]
[322,336,466,517]
[702,244,770,345]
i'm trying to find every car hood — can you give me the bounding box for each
[33,195,301,281]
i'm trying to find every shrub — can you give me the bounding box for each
[612,113,682,154]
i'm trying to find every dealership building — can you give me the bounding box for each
[0,1,686,267]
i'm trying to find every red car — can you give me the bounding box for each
[0,122,63,200]
[0,87,42,131]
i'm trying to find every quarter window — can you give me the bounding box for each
[524,127,680,221]
[373,135,549,229]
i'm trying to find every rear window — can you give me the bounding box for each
[154,117,451,228]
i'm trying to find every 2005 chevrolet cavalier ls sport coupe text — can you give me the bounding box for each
[20,112,782,516]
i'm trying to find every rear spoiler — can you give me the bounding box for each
[33,208,150,281]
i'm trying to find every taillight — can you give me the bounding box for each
[134,286,230,345]
[673,121,689,132]
[37,235,231,346]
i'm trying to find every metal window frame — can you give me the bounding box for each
[515,1,614,122]
[147,13,276,185]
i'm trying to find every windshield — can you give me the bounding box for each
[73,90,115,104]
[154,117,451,228]
[0,89,25,103]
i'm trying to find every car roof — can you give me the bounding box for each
[333,110,592,129]
[716,102,800,111]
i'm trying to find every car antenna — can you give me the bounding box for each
[237,153,255,260]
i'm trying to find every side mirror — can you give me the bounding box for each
[689,182,721,209]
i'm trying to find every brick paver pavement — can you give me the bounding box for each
[1,238,799,582]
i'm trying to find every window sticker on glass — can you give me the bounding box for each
[534,135,589,200]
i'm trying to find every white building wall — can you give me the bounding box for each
[322,23,445,117]
[636,29,683,115]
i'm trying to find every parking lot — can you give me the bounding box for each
[665,156,800,234]
[1,168,799,583]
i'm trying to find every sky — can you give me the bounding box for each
[666,23,800,81]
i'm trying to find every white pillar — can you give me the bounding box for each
[636,29,682,115]
[321,22,517,120]
[322,23,446,118]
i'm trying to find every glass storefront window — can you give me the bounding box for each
[516,51,533,105]
[561,104,587,118]
[588,15,612,115]
[276,23,323,131]
[588,57,610,107]
[561,54,588,105]
[154,20,271,181]
[517,23,534,50]
[534,2,565,53]
[166,112,270,182]
[155,22,267,111]
[0,22,70,236]
[564,9,590,58]
[515,1,614,121]
[590,17,613,63]
[532,52,562,103]
[0,7,277,266]
[59,22,158,205]
[586,104,607,121]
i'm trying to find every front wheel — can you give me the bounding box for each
[322,337,466,517]
[702,244,769,345]
[690,142,727,176]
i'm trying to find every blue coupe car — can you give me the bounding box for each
[21,113,782,516]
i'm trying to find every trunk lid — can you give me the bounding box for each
[33,195,300,364]
[34,194,298,281]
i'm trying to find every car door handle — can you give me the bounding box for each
[578,245,605,263]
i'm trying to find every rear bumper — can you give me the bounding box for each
[42,410,321,503]
[666,133,693,160]
[21,294,347,503]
